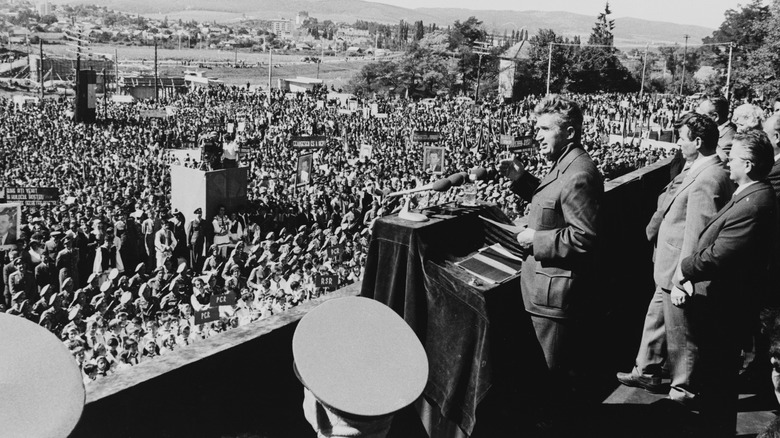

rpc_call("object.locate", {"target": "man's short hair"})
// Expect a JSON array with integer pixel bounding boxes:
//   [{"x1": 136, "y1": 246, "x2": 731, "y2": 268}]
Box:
[
  {"x1": 533, "y1": 94, "x2": 583, "y2": 142},
  {"x1": 700, "y1": 95, "x2": 730, "y2": 124},
  {"x1": 734, "y1": 129, "x2": 774, "y2": 180},
  {"x1": 0, "y1": 207, "x2": 13, "y2": 218},
  {"x1": 675, "y1": 112, "x2": 719, "y2": 152}
]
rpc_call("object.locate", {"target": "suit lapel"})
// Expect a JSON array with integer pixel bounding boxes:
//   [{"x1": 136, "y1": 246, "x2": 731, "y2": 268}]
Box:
[
  {"x1": 534, "y1": 146, "x2": 585, "y2": 194},
  {"x1": 661, "y1": 156, "x2": 722, "y2": 215},
  {"x1": 699, "y1": 182, "x2": 766, "y2": 237}
]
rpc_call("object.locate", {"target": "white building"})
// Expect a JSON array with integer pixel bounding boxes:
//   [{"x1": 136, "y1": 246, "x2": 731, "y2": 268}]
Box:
[{"x1": 270, "y1": 19, "x2": 293, "y2": 39}]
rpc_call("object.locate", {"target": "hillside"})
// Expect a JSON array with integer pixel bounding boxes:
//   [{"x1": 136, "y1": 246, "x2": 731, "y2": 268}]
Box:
[{"x1": 52, "y1": 0, "x2": 714, "y2": 45}]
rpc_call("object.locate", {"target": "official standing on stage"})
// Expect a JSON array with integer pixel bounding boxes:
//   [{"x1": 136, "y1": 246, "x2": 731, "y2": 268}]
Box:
[
  {"x1": 616, "y1": 113, "x2": 734, "y2": 404},
  {"x1": 678, "y1": 129, "x2": 778, "y2": 436},
  {"x1": 498, "y1": 94, "x2": 603, "y2": 391}
]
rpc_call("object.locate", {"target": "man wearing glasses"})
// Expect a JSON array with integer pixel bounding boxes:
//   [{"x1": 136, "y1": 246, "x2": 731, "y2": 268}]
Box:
[
  {"x1": 617, "y1": 113, "x2": 734, "y2": 409},
  {"x1": 678, "y1": 129, "x2": 777, "y2": 435}
]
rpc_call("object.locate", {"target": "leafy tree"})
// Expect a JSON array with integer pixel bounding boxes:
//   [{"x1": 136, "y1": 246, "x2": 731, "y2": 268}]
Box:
[
  {"x1": 569, "y1": 3, "x2": 637, "y2": 92},
  {"x1": 703, "y1": 0, "x2": 770, "y2": 98}
]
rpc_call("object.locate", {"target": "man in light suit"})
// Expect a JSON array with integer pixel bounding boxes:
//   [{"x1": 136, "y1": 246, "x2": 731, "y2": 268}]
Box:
[
  {"x1": 617, "y1": 113, "x2": 734, "y2": 405},
  {"x1": 498, "y1": 94, "x2": 603, "y2": 386},
  {"x1": 679, "y1": 129, "x2": 778, "y2": 436}
]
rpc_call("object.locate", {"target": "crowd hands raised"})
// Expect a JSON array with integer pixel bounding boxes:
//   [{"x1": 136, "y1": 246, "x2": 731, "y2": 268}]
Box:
[{"x1": 0, "y1": 86, "x2": 701, "y2": 385}]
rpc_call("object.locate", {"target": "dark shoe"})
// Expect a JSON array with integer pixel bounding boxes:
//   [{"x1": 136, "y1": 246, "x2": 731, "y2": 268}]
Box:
[{"x1": 616, "y1": 370, "x2": 664, "y2": 394}]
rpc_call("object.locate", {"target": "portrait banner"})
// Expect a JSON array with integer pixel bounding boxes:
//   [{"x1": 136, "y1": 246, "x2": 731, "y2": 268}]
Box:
[
  {"x1": 296, "y1": 153, "x2": 314, "y2": 187},
  {"x1": 0, "y1": 202, "x2": 21, "y2": 249},
  {"x1": 422, "y1": 146, "x2": 446, "y2": 175}
]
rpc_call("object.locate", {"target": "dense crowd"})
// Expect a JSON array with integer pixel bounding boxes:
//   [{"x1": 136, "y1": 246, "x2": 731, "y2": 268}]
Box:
[{"x1": 0, "y1": 86, "x2": 690, "y2": 384}]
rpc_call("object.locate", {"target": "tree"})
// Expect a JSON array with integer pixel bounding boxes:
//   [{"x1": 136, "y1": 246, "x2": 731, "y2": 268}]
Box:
[
  {"x1": 568, "y1": 3, "x2": 637, "y2": 92},
  {"x1": 703, "y1": 0, "x2": 770, "y2": 98}
]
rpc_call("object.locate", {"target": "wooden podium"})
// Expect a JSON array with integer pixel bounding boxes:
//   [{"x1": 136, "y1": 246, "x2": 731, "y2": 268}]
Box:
[{"x1": 170, "y1": 165, "x2": 249, "y2": 224}]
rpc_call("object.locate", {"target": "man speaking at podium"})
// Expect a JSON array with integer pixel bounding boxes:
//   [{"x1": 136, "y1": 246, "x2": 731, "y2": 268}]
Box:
[{"x1": 498, "y1": 95, "x2": 603, "y2": 402}]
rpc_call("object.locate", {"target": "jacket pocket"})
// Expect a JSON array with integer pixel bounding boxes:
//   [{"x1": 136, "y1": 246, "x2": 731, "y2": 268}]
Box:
[
  {"x1": 533, "y1": 266, "x2": 575, "y2": 310},
  {"x1": 538, "y1": 198, "x2": 560, "y2": 230}
]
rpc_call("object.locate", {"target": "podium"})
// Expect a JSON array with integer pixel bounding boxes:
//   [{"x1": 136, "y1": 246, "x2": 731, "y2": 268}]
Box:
[
  {"x1": 170, "y1": 165, "x2": 249, "y2": 224},
  {"x1": 361, "y1": 204, "x2": 547, "y2": 437}
]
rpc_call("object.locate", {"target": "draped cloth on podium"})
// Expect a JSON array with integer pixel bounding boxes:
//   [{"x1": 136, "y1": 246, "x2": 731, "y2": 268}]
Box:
[{"x1": 360, "y1": 204, "x2": 527, "y2": 436}]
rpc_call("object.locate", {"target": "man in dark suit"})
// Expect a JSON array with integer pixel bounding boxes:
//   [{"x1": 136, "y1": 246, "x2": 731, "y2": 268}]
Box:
[
  {"x1": 678, "y1": 129, "x2": 778, "y2": 435},
  {"x1": 762, "y1": 114, "x2": 780, "y2": 203},
  {"x1": 617, "y1": 114, "x2": 734, "y2": 404},
  {"x1": 498, "y1": 94, "x2": 603, "y2": 386},
  {"x1": 697, "y1": 95, "x2": 735, "y2": 161}
]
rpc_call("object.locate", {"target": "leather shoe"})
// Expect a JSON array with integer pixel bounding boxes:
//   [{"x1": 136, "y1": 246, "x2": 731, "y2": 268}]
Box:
[{"x1": 616, "y1": 370, "x2": 664, "y2": 394}]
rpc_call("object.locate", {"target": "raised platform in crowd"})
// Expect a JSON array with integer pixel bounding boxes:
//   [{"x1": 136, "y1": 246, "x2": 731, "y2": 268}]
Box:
[{"x1": 71, "y1": 157, "x2": 779, "y2": 438}]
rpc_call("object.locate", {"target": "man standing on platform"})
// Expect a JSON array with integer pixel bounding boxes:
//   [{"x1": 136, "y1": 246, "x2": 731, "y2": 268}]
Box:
[
  {"x1": 678, "y1": 130, "x2": 777, "y2": 436},
  {"x1": 498, "y1": 95, "x2": 602, "y2": 394},
  {"x1": 616, "y1": 113, "x2": 734, "y2": 406}
]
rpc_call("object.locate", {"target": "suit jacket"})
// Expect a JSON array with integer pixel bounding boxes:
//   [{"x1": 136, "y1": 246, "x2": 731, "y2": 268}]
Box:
[
  {"x1": 510, "y1": 144, "x2": 603, "y2": 319},
  {"x1": 0, "y1": 230, "x2": 17, "y2": 246},
  {"x1": 681, "y1": 182, "x2": 777, "y2": 326},
  {"x1": 647, "y1": 156, "x2": 734, "y2": 290},
  {"x1": 767, "y1": 159, "x2": 780, "y2": 204},
  {"x1": 717, "y1": 122, "x2": 737, "y2": 161}
]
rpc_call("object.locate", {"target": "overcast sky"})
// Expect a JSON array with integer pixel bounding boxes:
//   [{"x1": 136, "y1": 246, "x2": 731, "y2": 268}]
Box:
[{"x1": 365, "y1": 0, "x2": 744, "y2": 29}]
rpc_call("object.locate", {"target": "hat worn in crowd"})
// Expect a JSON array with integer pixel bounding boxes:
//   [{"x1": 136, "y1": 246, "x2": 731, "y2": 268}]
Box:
[
  {"x1": 0, "y1": 313, "x2": 85, "y2": 437},
  {"x1": 292, "y1": 297, "x2": 428, "y2": 417}
]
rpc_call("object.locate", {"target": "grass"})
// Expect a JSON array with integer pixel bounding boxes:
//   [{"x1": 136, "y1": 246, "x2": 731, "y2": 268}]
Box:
[{"x1": 35, "y1": 43, "x2": 381, "y2": 88}]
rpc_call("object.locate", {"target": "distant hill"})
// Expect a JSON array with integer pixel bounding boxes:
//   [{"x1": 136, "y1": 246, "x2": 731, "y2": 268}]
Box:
[{"x1": 53, "y1": 0, "x2": 714, "y2": 45}]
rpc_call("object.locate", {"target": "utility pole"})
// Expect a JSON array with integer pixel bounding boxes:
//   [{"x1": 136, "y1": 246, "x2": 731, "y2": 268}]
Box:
[
  {"x1": 154, "y1": 37, "x2": 158, "y2": 102},
  {"x1": 317, "y1": 42, "x2": 323, "y2": 79},
  {"x1": 679, "y1": 34, "x2": 689, "y2": 95},
  {"x1": 725, "y1": 42, "x2": 734, "y2": 100},
  {"x1": 546, "y1": 42, "x2": 553, "y2": 95},
  {"x1": 268, "y1": 44, "x2": 272, "y2": 92},
  {"x1": 102, "y1": 67, "x2": 106, "y2": 119},
  {"x1": 640, "y1": 44, "x2": 648, "y2": 97},
  {"x1": 234, "y1": 46, "x2": 238, "y2": 65},
  {"x1": 473, "y1": 40, "x2": 490, "y2": 102},
  {"x1": 39, "y1": 39, "x2": 44, "y2": 106},
  {"x1": 114, "y1": 48, "x2": 119, "y2": 97}
]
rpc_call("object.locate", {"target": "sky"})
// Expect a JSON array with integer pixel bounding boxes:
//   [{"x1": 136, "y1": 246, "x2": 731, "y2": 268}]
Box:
[{"x1": 364, "y1": 0, "x2": 745, "y2": 29}]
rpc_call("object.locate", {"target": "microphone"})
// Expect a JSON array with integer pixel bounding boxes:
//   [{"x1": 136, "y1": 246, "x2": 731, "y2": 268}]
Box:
[
  {"x1": 431, "y1": 178, "x2": 452, "y2": 192},
  {"x1": 447, "y1": 172, "x2": 468, "y2": 187},
  {"x1": 469, "y1": 167, "x2": 488, "y2": 181},
  {"x1": 387, "y1": 178, "x2": 451, "y2": 197}
]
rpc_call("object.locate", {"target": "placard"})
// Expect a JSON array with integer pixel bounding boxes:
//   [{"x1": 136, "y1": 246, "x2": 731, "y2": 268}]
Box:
[
  {"x1": 327, "y1": 244, "x2": 343, "y2": 258},
  {"x1": 227, "y1": 123, "x2": 235, "y2": 133},
  {"x1": 194, "y1": 307, "x2": 220, "y2": 324},
  {"x1": 500, "y1": 134, "x2": 515, "y2": 146},
  {"x1": 508, "y1": 135, "x2": 535, "y2": 153},
  {"x1": 210, "y1": 291, "x2": 237, "y2": 306},
  {"x1": 422, "y1": 146, "x2": 446, "y2": 175},
  {"x1": 315, "y1": 273, "x2": 338, "y2": 290},
  {"x1": 4, "y1": 187, "x2": 59, "y2": 206},
  {"x1": 412, "y1": 131, "x2": 441, "y2": 142},
  {"x1": 296, "y1": 153, "x2": 314, "y2": 186},
  {"x1": 139, "y1": 109, "x2": 167, "y2": 118},
  {"x1": 290, "y1": 136, "x2": 328, "y2": 149},
  {"x1": 0, "y1": 202, "x2": 21, "y2": 249},
  {"x1": 375, "y1": 113, "x2": 388, "y2": 119},
  {"x1": 359, "y1": 144, "x2": 373, "y2": 160}
]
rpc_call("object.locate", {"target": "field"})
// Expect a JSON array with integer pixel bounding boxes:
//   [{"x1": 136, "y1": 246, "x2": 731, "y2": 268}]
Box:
[{"x1": 33, "y1": 43, "x2": 390, "y2": 88}]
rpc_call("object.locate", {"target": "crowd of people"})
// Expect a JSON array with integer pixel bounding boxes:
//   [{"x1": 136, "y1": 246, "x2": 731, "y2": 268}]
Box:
[{"x1": 0, "y1": 85, "x2": 703, "y2": 386}]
